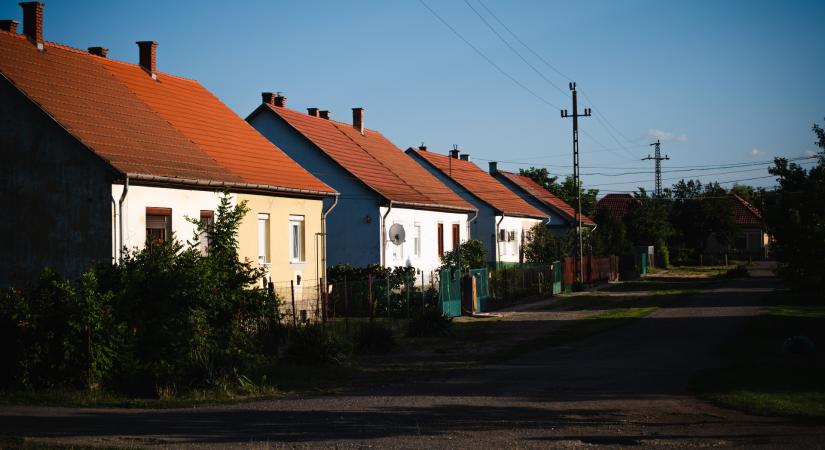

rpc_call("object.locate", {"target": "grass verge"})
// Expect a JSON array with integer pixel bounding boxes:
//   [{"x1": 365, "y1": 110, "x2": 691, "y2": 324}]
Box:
[
  {"x1": 691, "y1": 290, "x2": 825, "y2": 420},
  {"x1": 0, "y1": 436, "x2": 123, "y2": 449}
]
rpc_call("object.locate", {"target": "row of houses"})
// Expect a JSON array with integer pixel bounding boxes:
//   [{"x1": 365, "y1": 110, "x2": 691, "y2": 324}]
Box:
[{"x1": 0, "y1": 3, "x2": 594, "y2": 288}]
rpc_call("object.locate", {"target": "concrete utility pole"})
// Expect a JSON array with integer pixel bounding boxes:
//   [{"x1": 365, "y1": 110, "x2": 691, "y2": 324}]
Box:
[
  {"x1": 642, "y1": 140, "x2": 670, "y2": 197},
  {"x1": 561, "y1": 82, "x2": 591, "y2": 284}
]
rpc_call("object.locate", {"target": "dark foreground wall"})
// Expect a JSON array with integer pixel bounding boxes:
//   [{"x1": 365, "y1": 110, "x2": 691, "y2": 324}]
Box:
[{"x1": 0, "y1": 78, "x2": 114, "y2": 287}]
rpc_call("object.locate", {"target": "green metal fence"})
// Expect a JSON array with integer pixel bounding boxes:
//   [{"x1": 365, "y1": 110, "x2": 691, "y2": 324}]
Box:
[
  {"x1": 551, "y1": 261, "x2": 562, "y2": 295},
  {"x1": 438, "y1": 268, "x2": 462, "y2": 317}
]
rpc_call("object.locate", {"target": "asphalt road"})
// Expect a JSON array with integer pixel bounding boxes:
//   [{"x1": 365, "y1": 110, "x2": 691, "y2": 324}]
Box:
[{"x1": 2, "y1": 265, "x2": 824, "y2": 448}]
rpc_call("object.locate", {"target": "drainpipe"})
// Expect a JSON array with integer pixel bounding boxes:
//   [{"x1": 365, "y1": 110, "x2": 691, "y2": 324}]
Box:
[
  {"x1": 117, "y1": 175, "x2": 129, "y2": 262},
  {"x1": 381, "y1": 201, "x2": 393, "y2": 267},
  {"x1": 111, "y1": 196, "x2": 117, "y2": 261},
  {"x1": 467, "y1": 209, "x2": 478, "y2": 240},
  {"x1": 320, "y1": 195, "x2": 339, "y2": 296},
  {"x1": 495, "y1": 214, "x2": 504, "y2": 267}
]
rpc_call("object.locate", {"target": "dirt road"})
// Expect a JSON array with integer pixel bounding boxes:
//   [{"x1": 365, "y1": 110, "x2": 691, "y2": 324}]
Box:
[{"x1": 2, "y1": 266, "x2": 823, "y2": 448}]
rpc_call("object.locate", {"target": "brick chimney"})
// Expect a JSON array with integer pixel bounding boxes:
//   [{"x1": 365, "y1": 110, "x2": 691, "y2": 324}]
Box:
[
  {"x1": 352, "y1": 108, "x2": 364, "y2": 134},
  {"x1": 88, "y1": 46, "x2": 108, "y2": 57},
  {"x1": 307, "y1": 107, "x2": 319, "y2": 117},
  {"x1": 449, "y1": 146, "x2": 460, "y2": 159},
  {"x1": 0, "y1": 20, "x2": 18, "y2": 33},
  {"x1": 319, "y1": 110, "x2": 330, "y2": 120},
  {"x1": 261, "y1": 92, "x2": 286, "y2": 107},
  {"x1": 460, "y1": 154, "x2": 469, "y2": 161},
  {"x1": 136, "y1": 41, "x2": 157, "y2": 78},
  {"x1": 488, "y1": 161, "x2": 498, "y2": 174},
  {"x1": 19, "y1": 2, "x2": 43, "y2": 49},
  {"x1": 418, "y1": 144, "x2": 427, "y2": 152}
]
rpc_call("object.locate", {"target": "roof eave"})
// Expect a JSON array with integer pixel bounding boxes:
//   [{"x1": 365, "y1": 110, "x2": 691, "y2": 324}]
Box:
[
  {"x1": 392, "y1": 200, "x2": 476, "y2": 214},
  {"x1": 125, "y1": 173, "x2": 338, "y2": 199}
]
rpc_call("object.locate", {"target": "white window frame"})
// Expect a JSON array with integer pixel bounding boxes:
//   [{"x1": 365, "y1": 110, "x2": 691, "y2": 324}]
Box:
[
  {"x1": 290, "y1": 215, "x2": 305, "y2": 263},
  {"x1": 258, "y1": 213, "x2": 270, "y2": 265},
  {"x1": 413, "y1": 223, "x2": 421, "y2": 257}
]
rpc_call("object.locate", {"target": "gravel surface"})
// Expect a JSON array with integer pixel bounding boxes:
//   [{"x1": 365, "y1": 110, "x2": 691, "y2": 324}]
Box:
[{"x1": 2, "y1": 263, "x2": 823, "y2": 449}]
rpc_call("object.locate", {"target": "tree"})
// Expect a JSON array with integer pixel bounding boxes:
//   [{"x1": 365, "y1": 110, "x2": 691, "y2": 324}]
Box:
[
  {"x1": 623, "y1": 189, "x2": 672, "y2": 251},
  {"x1": 519, "y1": 167, "x2": 599, "y2": 217},
  {"x1": 763, "y1": 119, "x2": 825, "y2": 291},
  {"x1": 668, "y1": 180, "x2": 737, "y2": 257},
  {"x1": 523, "y1": 224, "x2": 575, "y2": 264},
  {"x1": 440, "y1": 239, "x2": 486, "y2": 270},
  {"x1": 592, "y1": 205, "x2": 630, "y2": 256}
]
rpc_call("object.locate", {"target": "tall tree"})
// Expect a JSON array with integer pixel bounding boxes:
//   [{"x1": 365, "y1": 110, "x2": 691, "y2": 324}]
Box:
[
  {"x1": 623, "y1": 189, "x2": 672, "y2": 249},
  {"x1": 669, "y1": 180, "x2": 737, "y2": 255},
  {"x1": 519, "y1": 167, "x2": 599, "y2": 217},
  {"x1": 763, "y1": 119, "x2": 825, "y2": 291}
]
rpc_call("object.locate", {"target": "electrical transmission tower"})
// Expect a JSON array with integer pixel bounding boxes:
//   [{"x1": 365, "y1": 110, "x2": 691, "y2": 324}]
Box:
[
  {"x1": 642, "y1": 140, "x2": 670, "y2": 197},
  {"x1": 561, "y1": 82, "x2": 591, "y2": 284}
]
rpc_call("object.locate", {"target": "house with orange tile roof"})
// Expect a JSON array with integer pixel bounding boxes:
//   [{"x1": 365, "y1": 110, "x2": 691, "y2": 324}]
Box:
[
  {"x1": 0, "y1": 3, "x2": 336, "y2": 289},
  {"x1": 405, "y1": 148, "x2": 547, "y2": 265},
  {"x1": 247, "y1": 97, "x2": 476, "y2": 279},
  {"x1": 596, "y1": 194, "x2": 635, "y2": 221},
  {"x1": 491, "y1": 167, "x2": 596, "y2": 236},
  {"x1": 705, "y1": 194, "x2": 768, "y2": 259}
]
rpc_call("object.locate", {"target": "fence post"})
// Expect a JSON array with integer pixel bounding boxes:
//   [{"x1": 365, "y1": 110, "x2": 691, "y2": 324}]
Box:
[
  {"x1": 386, "y1": 276, "x2": 391, "y2": 321},
  {"x1": 406, "y1": 274, "x2": 411, "y2": 319},
  {"x1": 368, "y1": 274, "x2": 374, "y2": 320},
  {"x1": 344, "y1": 275, "x2": 349, "y2": 332},
  {"x1": 421, "y1": 272, "x2": 426, "y2": 313},
  {"x1": 290, "y1": 279, "x2": 297, "y2": 327}
]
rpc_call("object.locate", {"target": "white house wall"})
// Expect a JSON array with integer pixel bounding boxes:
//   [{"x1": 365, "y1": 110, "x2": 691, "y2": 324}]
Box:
[
  {"x1": 111, "y1": 184, "x2": 226, "y2": 256},
  {"x1": 380, "y1": 206, "x2": 469, "y2": 282},
  {"x1": 495, "y1": 215, "x2": 544, "y2": 264}
]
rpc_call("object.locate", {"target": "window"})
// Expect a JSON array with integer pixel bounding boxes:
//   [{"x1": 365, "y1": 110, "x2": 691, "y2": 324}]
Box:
[
  {"x1": 198, "y1": 210, "x2": 214, "y2": 254},
  {"x1": 146, "y1": 207, "x2": 172, "y2": 243},
  {"x1": 499, "y1": 229, "x2": 507, "y2": 242},
  {"x1": 290, "y1": 215, "x2": 305, "y2": 262},
  {"x1": 437, "y1": 223, "x2": 444, "y2": 257},
  {"x1": 413, "y1": 223, "x2": 421, "y2": 257},
  {"x1": 258, "y1": 213, "x2": 270, "y2": 264},
  {"x1": 452, "y1": 223, "x2": 460, "y2": 250}
]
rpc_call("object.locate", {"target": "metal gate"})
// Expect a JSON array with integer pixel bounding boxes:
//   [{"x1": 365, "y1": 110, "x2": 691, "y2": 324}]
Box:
[
  {"x1": 551, "y1": 261, "x2": 562, "y2": 295},
  {"x1": 438, "y1": 268, "x2": 461, "y2": 317},
  {"x1": 469, "y1": 268, "x2": 490, "y2": 312}
]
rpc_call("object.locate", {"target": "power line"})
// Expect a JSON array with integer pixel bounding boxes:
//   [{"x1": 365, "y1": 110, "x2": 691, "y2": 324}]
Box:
[{"x1": 418, "y1": 0, "x2": 563, "y2": 110}]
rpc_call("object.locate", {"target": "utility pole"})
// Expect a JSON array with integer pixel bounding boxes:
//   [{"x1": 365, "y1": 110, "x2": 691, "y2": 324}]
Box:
[
  {"x1": 642, "y1": 140, "x2": 670, "y2": 197},
  {"x1": 560, "y1": 82, "x2": 591, "y2": 285}
]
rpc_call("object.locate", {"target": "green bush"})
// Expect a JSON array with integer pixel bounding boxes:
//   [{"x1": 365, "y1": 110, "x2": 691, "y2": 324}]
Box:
[
  {"x1": 352, "y1": 321, "x2": 395, "y2": 353},
  {"x1": 407, "y1": 307, "x2": 453, "y2": 337},
  {"x1": 283, "y1": 323, "x2": 351, "y2": 365},
  {"x1": 0, "y1": 192, "x2": 283, "y2": 397}
]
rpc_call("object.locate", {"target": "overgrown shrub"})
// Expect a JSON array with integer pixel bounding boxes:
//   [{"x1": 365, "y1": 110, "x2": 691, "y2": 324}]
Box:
[
  {"x1": 0, "y1": 192, "x2": 283, "y2": 397},
  {"x1": 406, "y1": 307, "x2": 453, "y2": 337},
  {"x1": 283, "y1": 324, "x2": 351, "y2": 365},
  {"x1": 352, "y1": 321, "x2": 395, "y2": 353}
]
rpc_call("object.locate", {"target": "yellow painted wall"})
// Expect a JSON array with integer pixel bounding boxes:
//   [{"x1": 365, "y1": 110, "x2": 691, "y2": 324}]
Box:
[{"x1": 236, "y1": 193, "x2": 324, "y2": 287}]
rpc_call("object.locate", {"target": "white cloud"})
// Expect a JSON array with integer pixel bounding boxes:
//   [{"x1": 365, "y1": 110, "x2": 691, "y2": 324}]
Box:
[
  {"x1": 749, "y1": 148, "x2": 765, "y2": 158},
  {"x1": 647, "y1": 129, "x2": 688, "y2": 143},
  {"x1": 803, "y1": 149, "x2": 817, "y2": 157}
]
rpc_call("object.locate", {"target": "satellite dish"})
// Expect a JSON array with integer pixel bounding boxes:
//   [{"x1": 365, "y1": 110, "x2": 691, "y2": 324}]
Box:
[{"x1": 388, "y1": 223, "x2": 406, "y2": 245}]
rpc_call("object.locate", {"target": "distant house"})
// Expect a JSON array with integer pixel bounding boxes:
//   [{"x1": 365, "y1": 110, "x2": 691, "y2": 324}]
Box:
[
  {"x1": 405, "y1": 148, "x2": 547, "y2": 265},
  {"x1": 247, "y1": 96, "x2": 476, "y2": 279},
  {"x1": 492, "y1": 168, "x2": 595, "y2": 236},
  {"x1": 0, "y1": 3, "x2": 336, "y2": 287},
  {"x1": 596, "y1": 194, "x2": 635, "y2": 221},
  {"x1": 706, "y1": 194, "x2": 768, "y2": 259}
]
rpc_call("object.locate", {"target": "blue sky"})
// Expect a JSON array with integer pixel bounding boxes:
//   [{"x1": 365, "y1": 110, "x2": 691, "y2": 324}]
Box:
[{"x1": 3, "y1": 0, "x2": 823, "y2": 193}]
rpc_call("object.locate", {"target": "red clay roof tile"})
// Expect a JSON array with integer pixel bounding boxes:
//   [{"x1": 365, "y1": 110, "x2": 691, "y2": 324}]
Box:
[
  {"x1": 408, "y1": 150, "x2": 546, "y2": 219},
  {"x1": 0, "y1": 30, "x2": 334, "y2": 195},
  {"x1": 497, "y1": 170, "x2": 595, "y2": 226},
  {"x1": 596, "y1": 193, "x2": 635, "y2": 220},
  {"x1": 731, "y1": 194, "x2": 762, "y2": 226},
  {"x1": 264, "y1": 105, "x2": 474, "y2": 212}
]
